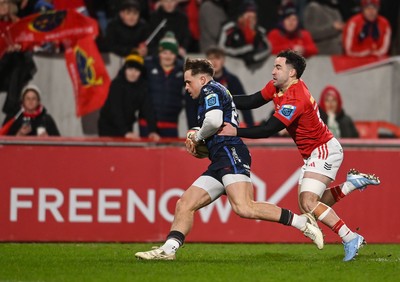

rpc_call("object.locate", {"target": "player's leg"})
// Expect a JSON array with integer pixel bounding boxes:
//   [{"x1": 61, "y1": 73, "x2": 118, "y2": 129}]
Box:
[
  {"x1": 299, "y1": 138, "x2": 365, "y2": 261},
  {"x1": 320, "y1": 169, "x2": 380, "y2": 206},
  {"x1": 135, "y1": 175, "x2": 224, "y2": 260},
  {"x1": 224, "y1": 175, "x2": 324, "y2": 249}
]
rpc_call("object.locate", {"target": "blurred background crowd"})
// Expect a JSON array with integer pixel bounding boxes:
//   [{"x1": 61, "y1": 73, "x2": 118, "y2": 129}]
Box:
[{"x1": 1, "y1": 0, "x2": 399, "y2": 139}]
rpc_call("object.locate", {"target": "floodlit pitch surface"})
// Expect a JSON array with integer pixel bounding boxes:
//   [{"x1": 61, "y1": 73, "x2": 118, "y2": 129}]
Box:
[{"x1": 1, "y1": 243, "x2": 399, "y2": 282}]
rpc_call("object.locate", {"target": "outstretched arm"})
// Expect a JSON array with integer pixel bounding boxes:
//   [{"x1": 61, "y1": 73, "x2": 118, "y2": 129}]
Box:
[
  {"x1": 233, "y1": 91, "x2": 267, "y2": 110},
  {"x1": 219, "y1": 116, "x2": 286, "y2": 139}
]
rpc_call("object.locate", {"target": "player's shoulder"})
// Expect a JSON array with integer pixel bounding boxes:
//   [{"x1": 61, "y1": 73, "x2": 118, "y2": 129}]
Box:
[
  {"x1": 201, "y1": 81, "x2": 226, "y2": 97},
  {"x1": 286, "y1": 80, "x2": 310, "y2": 102}
]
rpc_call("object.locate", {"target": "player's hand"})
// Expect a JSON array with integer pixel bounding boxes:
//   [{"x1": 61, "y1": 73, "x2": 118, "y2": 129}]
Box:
[
  {"x1": 218, "y1": 122, "x2": 237, "y2": 136},
  {"x1": 185, "y1": 137, "x2": 198, "y2": 157}
]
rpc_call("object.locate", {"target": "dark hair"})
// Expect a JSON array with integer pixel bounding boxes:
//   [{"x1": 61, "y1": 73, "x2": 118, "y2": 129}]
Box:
[
  {"x1": 277, "y1": 49, "x2": 306, "y2": 78},
  {"x1": 184, "y1": 58, "x2": 215, "y2": 77},
  {"x1": 205, "y1": 46, "x2": 225, "y2": 58}
]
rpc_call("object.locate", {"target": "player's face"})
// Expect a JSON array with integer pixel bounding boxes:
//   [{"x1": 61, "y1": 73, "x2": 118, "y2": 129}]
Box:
[
  {"x1": 272, "y1": 57, "x2": 294, "y2": 89},
  {"x1": 119, "y1": 9, "x2": 140, "y2": 27},
  {"x1": 184, "y1": 71, "x2": 204, "y2": 99},
  {"x1": 362, "y1": 5, "x2": 379, "y2": 22}
]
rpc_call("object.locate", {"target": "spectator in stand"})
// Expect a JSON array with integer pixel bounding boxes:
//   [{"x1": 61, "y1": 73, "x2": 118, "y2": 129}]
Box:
[
  {"x1": 3, "y1": 85, "x2": 60, "y2": 136},
  {"x1": 0, "y1": 0, "x2": 18, "y2": 31},
  {"x1": 268, "y1": 2, "x2": 318, "y2": 58},
  {"x1": 218, "y1": 0, "x2": 271, "y2": 67},
  {"x1": 147, "y1": 0, "x2": 191, "y2": 57},
  {"x1": 143, "y1": 32, "x2": 195, "y2": 137},
  {"x1": 34, "y1": 0, "x2": 54, "y2": 12},
  {"x1": 206, "y1": 46, "x2": 254, "y2": 127},
  {"x1": 342, "y1": 0, "x2": 391, "y2": 57},
  {"x1": 303, "y1": 0, "x2": 345, "y2": 55},
  {"x1": 0, "y1": 0, "x2": 36, "y2": 116},
  {"x1": 101, "y1": 0, "x2": 148, "y2": 58},
  {"x1": 318, "y1": 85, "x2": 359, "y2": 138},
  {"x1": 199, "y1": 0, "x2": 229, "y2": 53},
  {"x1": 98, "y1": 53, "x2": 160, "y2": 140}
]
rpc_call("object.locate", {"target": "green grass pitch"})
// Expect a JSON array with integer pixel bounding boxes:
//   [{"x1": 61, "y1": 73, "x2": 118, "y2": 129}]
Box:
[{"x1": 1, "y1": 243, "x2": 399, "y2": 282}]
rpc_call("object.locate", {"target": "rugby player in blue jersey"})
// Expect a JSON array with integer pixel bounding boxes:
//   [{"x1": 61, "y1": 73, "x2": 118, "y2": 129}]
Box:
[{"x1": 135, "y1": 58, "x2": 323, "y2": 260}]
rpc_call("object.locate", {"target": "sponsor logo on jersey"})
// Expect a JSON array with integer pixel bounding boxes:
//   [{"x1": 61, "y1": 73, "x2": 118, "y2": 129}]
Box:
[
  {"x1": 278, "y1": 104, "x2": 296, "y2": 120},
  {"x1": 205, "y1": 93, "x2": 220, "y2": 109}
]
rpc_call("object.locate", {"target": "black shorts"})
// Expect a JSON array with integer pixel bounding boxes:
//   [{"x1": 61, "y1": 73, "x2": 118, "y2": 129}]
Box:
[{"x1": 203, "y1": 144, "x2": 251, "y2": 183}]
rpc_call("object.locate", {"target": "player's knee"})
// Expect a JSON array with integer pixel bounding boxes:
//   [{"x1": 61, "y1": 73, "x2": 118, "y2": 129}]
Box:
[
  {"x1": 231, "y1": 202, "x2": 254, "y2": 219},
  {"x1": 175, "y1": 198, "x2": 192, "y2": 214},
  {"x1": 299, "y1": 193, "x2": 318, "y2": 213}
]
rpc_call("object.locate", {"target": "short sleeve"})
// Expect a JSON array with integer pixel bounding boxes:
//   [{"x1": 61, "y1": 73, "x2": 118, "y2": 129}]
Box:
[
  {"x1": 273, "y1": 93, "x2": 303, "y2": 127},
  {"x1": 202, "y1": 86, "x2": 223, "y2": 113},
  {"x1": 260, "y1": 80, "x2": 276, "y2": 101}
]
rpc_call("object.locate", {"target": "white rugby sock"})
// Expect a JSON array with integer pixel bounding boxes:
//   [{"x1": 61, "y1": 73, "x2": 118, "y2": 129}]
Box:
[
  {"x1": 341, "y1": 182, "x2": 355, "y2": 195},
  {"x1": 160, "y1": 239, "x2": 180, "y2": 254},
  {"x1": 291, "y1": 214, "x2": 308, "y2": 230},
  {"x1": 338, "y1": 225, "x2": 357, "y2": 243}
]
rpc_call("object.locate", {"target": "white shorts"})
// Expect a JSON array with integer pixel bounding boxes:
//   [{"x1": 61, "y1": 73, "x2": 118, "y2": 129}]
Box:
[
  {"x1": 192, "y1": 174, "x2": 251, "y2": 201},
  {"x1": 299, "y1": 137, "x2": 343, "y2": 184}
]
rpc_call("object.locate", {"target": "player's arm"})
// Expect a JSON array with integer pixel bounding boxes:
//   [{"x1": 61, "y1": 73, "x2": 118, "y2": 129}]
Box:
[
  {"x1": 194, "y1": 109, "x2": 223, "y2": 143},
  {"x1": 219, "y1": 116, "x2": 286, "y2": 138},
  {"x1": 232, "y1": 91, "x2": 267, "y2": 110}
]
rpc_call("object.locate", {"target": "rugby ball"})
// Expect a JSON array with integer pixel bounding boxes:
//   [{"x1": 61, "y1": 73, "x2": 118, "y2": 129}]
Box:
[{"x1": 186, "y1": 127, "x2": 209, "y2": 159}]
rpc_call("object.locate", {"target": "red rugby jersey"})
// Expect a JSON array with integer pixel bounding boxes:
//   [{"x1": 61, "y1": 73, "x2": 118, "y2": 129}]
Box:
[{"x1": 261, "y1": 80, "x2": 333, "y2": 158}]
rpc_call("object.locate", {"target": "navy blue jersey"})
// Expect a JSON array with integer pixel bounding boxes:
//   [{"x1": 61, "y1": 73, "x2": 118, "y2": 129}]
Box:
[{"x1": 198, "y1": 80, "x2": 245, "y2": 158}]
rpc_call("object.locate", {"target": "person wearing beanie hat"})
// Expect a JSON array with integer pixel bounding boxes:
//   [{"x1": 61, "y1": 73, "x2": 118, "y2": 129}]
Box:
[
  {"x1": 342, "y1": 0, "x2": 391, "y2": 57},
  {"x1": 124, "y1": 53, "x2": 145, "y2": 73},
  {"x1": 158, "y1": 31, "x2": 179, "y2": 55},
  {"x1": 143, "y1": 31, "x2": 197, "y2": 137},
  {"x1": 2, "y1": 84, "x2": 60, "y2": 136},
  {"x1": 98, "y1": 53, "x2": 160, "y2": 141},
  {"x1": 267, "y1": 2, "x2": 318, "y2": 58},
  {"x1": 218, "y1": 0, "x2": 271, "y2": 67}
]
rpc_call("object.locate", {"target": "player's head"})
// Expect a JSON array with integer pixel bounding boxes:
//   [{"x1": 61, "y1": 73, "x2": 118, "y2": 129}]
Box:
[
  {"x1": 277, "y1": 50, "x2": 306, "y2": 78},
  {"x1": 184, "y1": 58, "x2": 214, "y2": 99},
  {"x1": 272, "y1": 50, "x2": 306, "y2": 88}
]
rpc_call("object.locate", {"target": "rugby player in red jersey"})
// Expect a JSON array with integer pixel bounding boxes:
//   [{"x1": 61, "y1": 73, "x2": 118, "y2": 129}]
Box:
[{"x1": 220, "y1": 50, "x2": 380, "y2": 261}]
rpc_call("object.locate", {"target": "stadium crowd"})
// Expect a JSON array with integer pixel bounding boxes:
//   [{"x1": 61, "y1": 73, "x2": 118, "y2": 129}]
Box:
[{"x1": 0, "y1": 0, "x2": 399, "y2": 138}]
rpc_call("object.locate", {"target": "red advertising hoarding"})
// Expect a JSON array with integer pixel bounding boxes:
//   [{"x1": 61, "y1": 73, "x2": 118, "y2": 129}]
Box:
[{"x1": 0, "y1": 138, "x2": 399, "y2": 243}]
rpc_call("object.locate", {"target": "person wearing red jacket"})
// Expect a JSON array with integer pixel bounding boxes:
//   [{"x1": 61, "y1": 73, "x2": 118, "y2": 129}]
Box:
[
  {"x1": 268, "y1": 2, "x2": 318, "y2": 58},
  {"x1": 342, "y1": 0, "x2": 391, "y2": 57}
]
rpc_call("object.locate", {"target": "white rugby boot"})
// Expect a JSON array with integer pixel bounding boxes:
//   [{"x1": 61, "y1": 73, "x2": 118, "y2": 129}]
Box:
[{"x1": 135, "y1": 247, "x2": 176, "y2": 260}]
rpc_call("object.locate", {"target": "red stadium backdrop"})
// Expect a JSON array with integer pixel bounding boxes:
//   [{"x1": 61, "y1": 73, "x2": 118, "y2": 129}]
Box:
[{"x1": 0, "y1": 138, "x2": 399, "y2": 243}]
